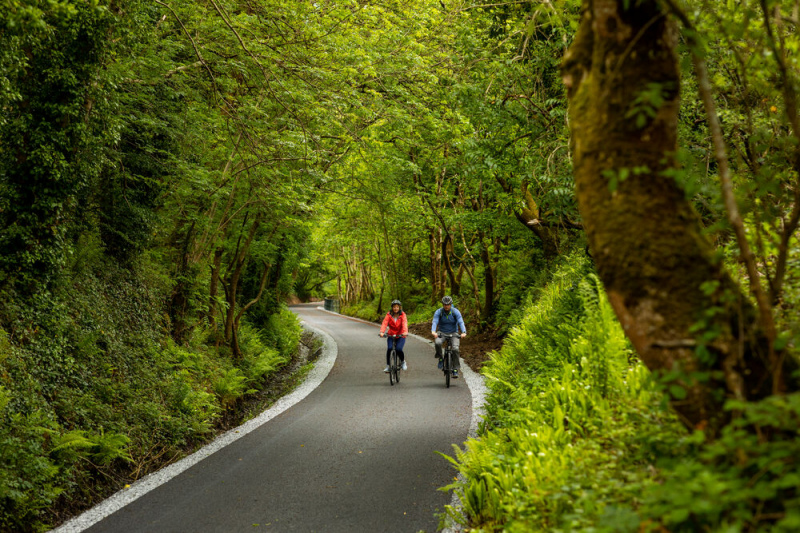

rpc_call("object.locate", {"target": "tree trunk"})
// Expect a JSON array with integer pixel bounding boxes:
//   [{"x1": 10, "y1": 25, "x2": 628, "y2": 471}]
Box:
[
  {"x1": 207, "y1": 247, "x2": 223, "y2": 327},
  {"x1": 375, "y1": 239, "x2": 387, "y2": 314},
  {"x1": 429, "y1": 229, "x2": 443, "y2": 303},
  {"x1": 231, "y1": 260, "x2": 270, "y2": 357},
  {"x1": 169, "y1": 220, "x2": 196, "y2": 344},
  {"x1": 224, "y1": 216, "x2": 260, "y2": 351},
  {"x1": 380, "y1": 217, "x2": 399, "y2": 298},
  {"x1": 561, "y1": 0, "x2": 775, "y2": 434},
  {"x1": 442, "y1": 233, "x2": 460, "y2": 296},
  {"x1": 463, "y1": 261, "x2": 482, "y2": 321},
  {"x1": 479, "y1": 234, "x2": 494, "y2": 327},
  {"x1": 515, "y1": 214, "x2": 560, "y2": 259}
]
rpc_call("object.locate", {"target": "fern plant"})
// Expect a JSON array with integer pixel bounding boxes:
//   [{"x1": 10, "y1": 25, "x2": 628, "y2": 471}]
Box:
[
  {"x1": 213, "y1": 369, "x2": 250, "y2": 409},
  {"x1": 89, "y1": 431, "x2": 133, "y2": 466},
  {"x1": 443, "y1": 252, "x2": 683, "y2": 532}
]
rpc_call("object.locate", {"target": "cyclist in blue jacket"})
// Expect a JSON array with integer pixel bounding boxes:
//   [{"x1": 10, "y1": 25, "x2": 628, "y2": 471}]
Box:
[{"x1": 431, "y1": 295, "x2": 467, "y2": 378}]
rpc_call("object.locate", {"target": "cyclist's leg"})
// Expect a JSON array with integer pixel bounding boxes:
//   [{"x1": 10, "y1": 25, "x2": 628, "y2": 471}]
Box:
[
  {"x1": 434, "y1": 336, "x2": 444, "y2": 358},
  {"x1": 386, "y1": 337, "x2": 394, "y2": 365},
  {"x1": 395, "y1": 337, "x2": 406, "y2": 362},
  {"x1": 450, "y1": 337, "x2": 462, "y2": 370}
]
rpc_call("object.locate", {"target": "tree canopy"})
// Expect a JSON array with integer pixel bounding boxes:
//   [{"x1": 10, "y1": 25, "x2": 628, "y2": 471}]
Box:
[{"x1": 1, "y1": 0, "x2": 799, "y2": 531}]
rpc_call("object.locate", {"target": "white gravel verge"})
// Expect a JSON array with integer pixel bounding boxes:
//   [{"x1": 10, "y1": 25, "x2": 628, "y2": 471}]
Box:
[
  {"x1": 51, "y1": 323, "x2": 337, "y2": 533},
  {"x1": 440, "y1": 352, "x2": 487, "y2": 532}
]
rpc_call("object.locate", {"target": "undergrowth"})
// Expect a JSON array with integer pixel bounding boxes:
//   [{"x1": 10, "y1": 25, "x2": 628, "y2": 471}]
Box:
[
  {"x1": 441, "y1": 250, "x2": 800, "y2": 532},
  {"x1": 0, "y1": 264, "x2": 302, "y2": 532}
]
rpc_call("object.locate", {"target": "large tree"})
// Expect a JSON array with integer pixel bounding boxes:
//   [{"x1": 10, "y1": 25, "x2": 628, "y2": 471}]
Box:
[{"x1": 561, "y1": 0, "x2": 793, "y2": 433}]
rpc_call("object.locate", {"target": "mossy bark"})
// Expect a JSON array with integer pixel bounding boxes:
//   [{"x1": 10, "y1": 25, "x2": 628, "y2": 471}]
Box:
[{"x1": 562, "y1": 0, "x2": 772, "y2": 433}]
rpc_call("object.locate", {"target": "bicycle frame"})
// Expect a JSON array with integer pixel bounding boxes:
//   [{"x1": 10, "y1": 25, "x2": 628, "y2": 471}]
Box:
[
  {"x1": 383, "y1": 334, "x2": 403, "y2": 386},
  {"x1": 438, "y1": 333, "x2": 458, "y2": 388}
]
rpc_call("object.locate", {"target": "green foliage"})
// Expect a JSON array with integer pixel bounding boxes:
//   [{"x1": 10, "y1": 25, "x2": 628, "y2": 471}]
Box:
[
  {"x1": 0, "y1": 409, "x2": 132, "y2": 532},
  {"x1": 213, "y1": 369, "x2": 249, "y2": 410},
  {"x1": 261, "y1": 307, "x2": 303, "y2": 359},
  {"x1": 341, "y1": 292, "x2": 444, "y2": 326},
  {"x1": 445, "y1": 248, "x2": 800, "y2": 532},
  {"x1": 1, "y1": 0, "x2": 799, "y2": 529},
  {"x1": 443, "y1": 251, "x2": 684, "y2": 531},
  {"x1": 0, "y1": 258, "x2": 302, "y2": 529},
  {"x1": 404, "y1": 300, "x2": 441, "y2": 326},
  {"x1": 0, "y1": 1, "x2": 113, "y2": 286},
  {"x1": 0, "y1": 412, "x2": 64, "y2": 533},
  {"x1": 625, "y1": 82, "x2": 672, "y2": 129},
  {"x1": 493, "y1": 242, "x2": 561, "y2": 334},
  {"x1": 341, "y1": 297, "x2": 384, "y2": 324},
  {"x1": 639, "y1": 394, "x2": 800, "y2": 532},
  {"x1": 238, "y1": 324, "x2": 289, "y2": 383},
  {"x1": 89, "y1": 431, "x2": 133, "y2": 466}
]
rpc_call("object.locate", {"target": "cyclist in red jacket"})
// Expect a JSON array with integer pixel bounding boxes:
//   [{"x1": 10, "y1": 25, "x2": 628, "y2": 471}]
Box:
[{"x1": 379, "y1": 299, "x2": 408, "y2": 372}]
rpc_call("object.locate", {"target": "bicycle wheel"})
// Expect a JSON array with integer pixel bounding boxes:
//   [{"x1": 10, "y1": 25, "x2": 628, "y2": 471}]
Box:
[
  {"x1": 389, "y1": 349, "x2": 395, "y2": 386},
  {"x1": 393, "y1": 349, "x2": 400, "y2": 384},
  {"x1": 444, "y1": 350, "x2": 451, "y2": 388}
]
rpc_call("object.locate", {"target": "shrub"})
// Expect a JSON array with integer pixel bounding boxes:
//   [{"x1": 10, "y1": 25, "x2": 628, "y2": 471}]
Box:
[
  {"x1": 212, "y1": 369, "x2": 250, "y2": 410},
  {"x1": 260, "y1": 306, "x2": 303, "y2": 358},
  {"x1": 443, "y1": 251, "x2": 684, "y2": 532},
  {"x1": 238, "y1": 324, "x2": 289, "y2": 383},
  {"x1": 639, "y1": 394, "x2": 800, "y2": 532}
]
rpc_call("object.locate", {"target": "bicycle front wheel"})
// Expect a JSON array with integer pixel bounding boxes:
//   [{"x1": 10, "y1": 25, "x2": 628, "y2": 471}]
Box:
[
  {"x1": 389, "y1": 349, "x2": 395, "y2": 386},
  {"x1": 392, "y1": 349, "x2": 399, "y2": 384},
  {"x1": 444, "y1": 352, "x2": 451, "y2": 388}
]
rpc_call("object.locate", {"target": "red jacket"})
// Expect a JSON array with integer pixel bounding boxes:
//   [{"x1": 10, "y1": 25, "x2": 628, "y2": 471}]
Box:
[{"x1": 380, "y1": 311, "x2": 408, "y2": 336}]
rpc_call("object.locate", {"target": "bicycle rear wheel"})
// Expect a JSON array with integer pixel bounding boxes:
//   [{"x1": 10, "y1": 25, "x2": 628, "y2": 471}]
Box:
[
  {"x1": 393, "y1": 349, "x2": 400, "y2": 384},
  {"x1": 389, "y1": 349, "x2": 395, "y2": 386}
]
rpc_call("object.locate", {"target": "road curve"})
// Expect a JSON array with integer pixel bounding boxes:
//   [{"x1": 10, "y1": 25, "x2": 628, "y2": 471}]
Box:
[{"x1": 76, "y1": 303, "x2": 472, "y2": 532}]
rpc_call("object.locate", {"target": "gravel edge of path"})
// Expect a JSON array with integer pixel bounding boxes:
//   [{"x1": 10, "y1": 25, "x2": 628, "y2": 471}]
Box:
[{"x1": 52, "y1": 323, "x2": 337, "y2": 533}]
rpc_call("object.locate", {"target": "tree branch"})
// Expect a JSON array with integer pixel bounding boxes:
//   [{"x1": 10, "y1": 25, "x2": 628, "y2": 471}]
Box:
[{"x1": 664, "y1": 0, "x2": 781, "y2": 393}]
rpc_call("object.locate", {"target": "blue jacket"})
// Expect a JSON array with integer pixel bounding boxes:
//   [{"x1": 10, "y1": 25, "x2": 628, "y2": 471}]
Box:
[{"x1": 432, "y1": 307, "x2": 466, "y2": 335}]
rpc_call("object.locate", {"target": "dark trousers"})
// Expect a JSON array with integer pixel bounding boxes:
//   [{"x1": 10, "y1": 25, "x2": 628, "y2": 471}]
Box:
[{"x1": 386, "y1": 336, "x2": 406, "y2": 365}]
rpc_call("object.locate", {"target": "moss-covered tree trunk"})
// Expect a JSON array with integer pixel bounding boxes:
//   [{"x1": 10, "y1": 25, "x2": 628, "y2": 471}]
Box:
[{"x1": 561, "y1": 0, "x2": 775, "y2": 433}]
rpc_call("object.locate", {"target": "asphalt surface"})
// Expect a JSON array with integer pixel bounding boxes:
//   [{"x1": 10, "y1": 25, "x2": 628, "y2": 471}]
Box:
[{"x1": 81, "y1": 304, "x2": 473, "y2": 533}]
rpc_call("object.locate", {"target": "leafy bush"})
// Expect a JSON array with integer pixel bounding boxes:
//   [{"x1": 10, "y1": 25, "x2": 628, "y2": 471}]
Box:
[
  {"x1": 444, "y1": 250, "x2": 800, "y2": 533},
  {"x1": 0, "y1": 418, "x2": 63, "y2": 532},
  {"x1": 0, "y1": 264, "x2": 303, "y2": 530},
  {"x1": 639, "y1": 394, "x2": 800, "y2": 532},
  {"x1": 340, "y1": 296, "x2": 384, "y2": 323},
  {"x1": 212, "y1": 369, "x2": 250, "y2": 410},
  {"x1": 0, "y1": 409, "x2": 134, "y2": 533},
  {"x1": 262, "y1": 307, "x2": 303, "y2": 358},
  {"x1": 443, "y1": 251, "x2": 684, "y2": 531},
  {"x1": 404, "y1": 301, "x2": 440, "y2": 325}
]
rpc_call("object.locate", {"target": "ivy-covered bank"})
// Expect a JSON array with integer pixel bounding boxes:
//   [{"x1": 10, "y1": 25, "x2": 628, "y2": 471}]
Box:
[
  {"x1": 444, "y1": 252, "x2": 800, "y2": 532},
  {"x1": 0, "y1": 259, "x2": 303, "y2": 532}
]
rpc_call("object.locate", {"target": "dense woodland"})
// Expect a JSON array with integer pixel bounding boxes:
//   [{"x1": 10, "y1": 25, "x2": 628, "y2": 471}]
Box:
[{"x1": 1, "y1": 0, "x2": 799, "y2": 531}]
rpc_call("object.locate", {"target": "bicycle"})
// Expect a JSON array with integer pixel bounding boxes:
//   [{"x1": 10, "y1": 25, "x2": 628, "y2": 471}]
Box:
[
  {"x1": 382, "y1": 334, "x2": 402, "y2": 386},
  {"x1": 438, "y1": 333, "x2": 457, "y2": 388}
]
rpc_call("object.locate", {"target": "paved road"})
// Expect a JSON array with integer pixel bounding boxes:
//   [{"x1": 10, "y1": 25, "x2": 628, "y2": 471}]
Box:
[{"x1": 81, "y1": 304, "x2": 473, "y2": 532}]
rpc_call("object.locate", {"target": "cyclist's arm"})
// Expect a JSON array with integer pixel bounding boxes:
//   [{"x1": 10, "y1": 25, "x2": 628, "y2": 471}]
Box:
[{"x1": 400, "y1": 312, "x2": 408, "y2": 336}]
